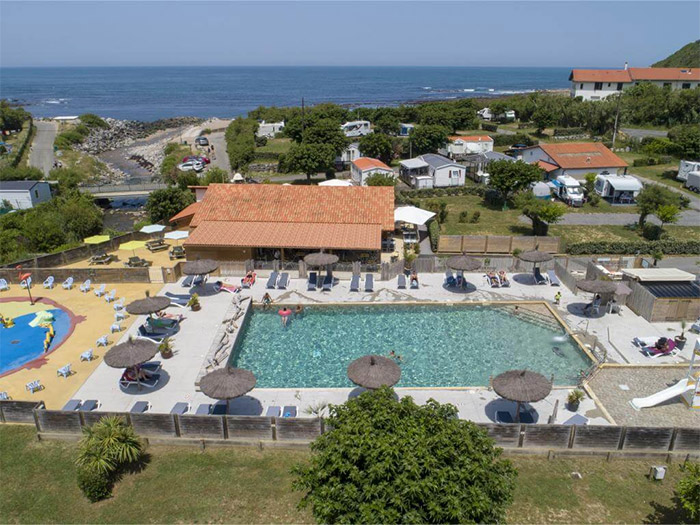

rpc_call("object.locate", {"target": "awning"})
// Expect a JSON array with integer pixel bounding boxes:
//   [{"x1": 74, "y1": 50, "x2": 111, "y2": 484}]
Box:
[
  {"x1": 400, "y1": 158, "x2": 429, "y2": 170},
  {"x1": 185, "y1": 221, "x2": 382, "y2": 251},
  {"x1": 319, "y1": 179, "x2": 353, "y2": 187},
  {"x1": 607, "y1": 177, "x2": 643, "y2": 191},
  {"x1": 394, "y1": 206, "x2": 436, "y2": 225},
  {"x1": 622, "y1": 268, "x2": 697, "y2": 282}
]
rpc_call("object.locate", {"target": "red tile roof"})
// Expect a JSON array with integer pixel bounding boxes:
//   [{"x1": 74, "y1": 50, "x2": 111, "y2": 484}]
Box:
[
  {"x1": 351, "y1": 157, "x2": 392, "y2": 171},
  {"x1": 538, "y1": 143, "x2": 628, "y2": 170},
  {"x1": 449, "y1": 135, "x2": 494, "y2": 143},
  {"x1": 191, "y1": 184, "x2": 394, "y2": 230},
  {"x1": 186, "y1": 221, "x2": 382, "y2": 251},
  {"x1": 570, "y1": 67, "x2": 699, "y2": 83},
  {"x1": 536, "y1": 160, "x2": 559, "y2": 172},
  {"x1": 169, "y1": 201, "x2": 200, "y2": 223}
]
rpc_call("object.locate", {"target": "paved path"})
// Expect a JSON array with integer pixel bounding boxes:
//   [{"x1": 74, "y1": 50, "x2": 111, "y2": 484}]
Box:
[
  {"x1": 29, "y1": 120, "x2": 58, "y2": 176},
  {"x1": 549, "y1": 209, "x2": 700, "y2": 227},
  {"x1": 635, "y1": 174, "x2": 700, "y2": 211},
  {"x1": 621, "y1": 127, "x2": 668, "y2": 139},
  {"x1": 208, "y1": 131, "x2": 231, "y2": 175}
]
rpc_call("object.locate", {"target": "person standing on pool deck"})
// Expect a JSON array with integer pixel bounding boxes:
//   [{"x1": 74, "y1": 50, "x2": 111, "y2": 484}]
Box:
[
  {"x1": 554, "y1": 291, "x2": 562, "y2": 305},
  {"x1": 262, "y1": 293, "x2": 272, "y2": 310}
]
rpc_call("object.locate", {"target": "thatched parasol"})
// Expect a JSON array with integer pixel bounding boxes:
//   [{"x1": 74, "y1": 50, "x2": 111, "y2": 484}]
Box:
[
  {"x1": 517, "y1": 250, "x2": 553, "y2": 264},
  {"x1": 446, "y1": 254, "x2": 481, "y2": 272},
  {"x1": 576, "y1": 279, "x2": 618, "y2": 295},
  {"x1": 347, "y1": 355, "x2": 401, "y2": 389},
  {"x1": 126, "y1": 291, "x2": 171, "y2": 316},
  {"x1": 199, "y1": 366, "x2": 256, "y2": 414},
  {"x1": 304, "y1": 252, "x2": 339, "y2": 266},
  {"x1": 492, "y1": 369, "x2": 552, "y2": 423},
  {"x1": 104, "y1": 337, "x2": 159, "y2": 369},
  {"x1": 183, "y1": 258, "x2": 219, "y2": 276},
  {"x1": 615, "y1": 282, "x2": 633, "y2": 296}
]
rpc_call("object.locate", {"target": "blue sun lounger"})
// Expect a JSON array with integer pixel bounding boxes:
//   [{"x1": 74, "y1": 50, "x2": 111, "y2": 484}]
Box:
[
  {"x1": 350, "y1": 274, "x2": 360, "y2": 292},
  {"x1": 266, "y1": 271, "x2": 279, "y2": 289},
  {"x1": 78, "y1": 400, "x2": 99, "y2": 412},
  {"x1": 170, "y1": 402, "x2": 190, "y2": 415},
  {"x1": 130, "y1": 401, "x2": 150, "y2": 413},
  {"x1": 307, "y1": 272, "x2": 318, "y2": 291},
  {"x1": 282, "y1": 405, "x2": 297, "y2": 418},
  {"x1": 533, "y1": 267, "x2": 547, "y2": 285},
  {"x1": 397, "y1": 274, "x2": 406, "y2": 289},
  {"x1": 495, "y1": 411, "x2": 513, "y2": 424},
  {"x1": 364, "y1": 274, "x2": 374, "y2": 292},
  {"x1": 265, "y1": 406, "x2": 281, "y2": 417},
  {"x1": 322, "y1": 274, "x2": 333, "y2": 291},
  {"x1": 547, "y1": 270, "x2": 560, "y2": 286},
  {"x1": 62, "y1": 399, "x2": 81, "y2": 411},
  {"x1": 277, "y1": 273, "x2": 289, "y2": 289}
]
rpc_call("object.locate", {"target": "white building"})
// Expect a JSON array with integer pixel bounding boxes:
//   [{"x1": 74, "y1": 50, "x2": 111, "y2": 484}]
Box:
[
  {"x1": 335, "y1": 142, "x2": 361, "y2": 167},
  {"x1": 441, "y1": 135, "x2": 494, "y2": 159},
  {"x1": 399, "y1": 154, "x2": 465, "y2": 189},
  {"x1": 341, "y1": 120, "x2": 372, "y2": 138},
  {"x1": 256, "y1": 121, "x2": 285, "y2": 138},
  {"x1": 399, "y1": 123, "x2": 415, "y2": 137},
  {"x1": 350, "y1": 157, "x2": 395, "y2": 186},
  {"x1": 0, "y1": 180, "x2": 52, "y2": 210},
  {"x1": 520, "y1": 142, "x2": 628, "y2": 180},
  {"x1": 569, "y1": 66, "x2": 700, "y2": 101}
]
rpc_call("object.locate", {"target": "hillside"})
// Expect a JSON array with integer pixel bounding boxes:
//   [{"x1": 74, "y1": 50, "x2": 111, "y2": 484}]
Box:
[{"x1": 652, "y1": 40, "x2": 700, "y2": 68}]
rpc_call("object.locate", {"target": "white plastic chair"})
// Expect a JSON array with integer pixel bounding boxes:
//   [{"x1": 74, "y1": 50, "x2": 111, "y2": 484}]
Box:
[
  {"x1": 94, "y1": 284, "x2": 106, "y2": 297},
  {"x1": 110, "y1": 322, "x2": 121, "y2": 333},
  {"x1": 43, "y1": 276, "x2": 55, "y2": 289},
  {"x1": 0, "y1": 279, "x2": 9, "y2": 291},
  {"x1": 20, "y1": 277, "x2": 32, "y2": 289},
  {"x1": 96, "y1": 335, "x2": 109, "y2": 347},
  {"x1": 80, "y1": 349, "x2": 94, "y2": 361},
  {"x1": 0, "y1": 391, "x2": 9, "y2": 400},
  {"x1": 113, "y1": 299, "x2": 124, "y2": 311},
  {"x1": 57, "y1": 364, "x2": 72, "y2": 378},
  {"x1": 62, "y1": 277, "x2": 74, "y2": 290},
  {"x1": 80, "y1": 279, "x2": 91, "y2": 293},
  {"x1": 25, "y1": 380, "x2": 42, "y2": 393},
  {"x1": 115, "y1": 311, "x2": 127, "y2": 321},
  {"x1": 104, "y1": 290, "x2": 116, "y2": 303}
]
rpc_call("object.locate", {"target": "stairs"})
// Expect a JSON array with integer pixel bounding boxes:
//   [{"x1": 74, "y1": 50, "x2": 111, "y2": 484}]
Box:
[{"x1": 492, "y1": 304, "x2": 563, "y2": 333}]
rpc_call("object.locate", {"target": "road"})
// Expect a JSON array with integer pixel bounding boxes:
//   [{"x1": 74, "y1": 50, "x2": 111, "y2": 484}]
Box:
[
  {"x1": 620, "y1": 128, "x2": 668, "y2": 140},
  {"x1": 550, "y1": 209, "x2": 699, "y2": 227},
  {"x1": 29, "y1": 120, "x2": 58, "y2": 176},
  {"x1": 208, "y1": 131, "x2": 231, "y2": 175}
]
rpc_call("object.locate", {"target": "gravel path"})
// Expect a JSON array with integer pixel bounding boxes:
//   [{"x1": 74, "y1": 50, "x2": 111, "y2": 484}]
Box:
[
  {"x1": 29, "y1": 120, "x2": 58, "y2": 176},
  {"x1": 554, "y1": 209, "x2": 699, "y2": 226},
  {"x1": 207, "y1": 131, "x2": 231, "y2": 175}
]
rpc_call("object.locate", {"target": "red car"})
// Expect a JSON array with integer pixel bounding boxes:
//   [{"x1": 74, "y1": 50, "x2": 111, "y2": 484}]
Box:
[{"x1": 182, "y1": 155, "x2": 210, "y2": 165}]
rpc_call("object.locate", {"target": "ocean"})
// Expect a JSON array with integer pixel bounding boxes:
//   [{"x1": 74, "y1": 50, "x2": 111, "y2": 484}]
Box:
[{"x1": 0, "y1": 66, "x2": 570, "y2": 122}]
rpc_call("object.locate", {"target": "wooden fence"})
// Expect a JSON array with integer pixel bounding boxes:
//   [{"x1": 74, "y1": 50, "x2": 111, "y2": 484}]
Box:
[
  {"x1": 554, "y1": 261, "x2": 579, "y2": 292},
  {"x1": 625, "y1": 280, "x2": 656, "y2": 321},
  {"x1": 0, "y1": 266, "x2": 152, "y2": 285},
  {"x1": 438, "y1": 235, "x2": 560, "y2": 254},
  {"x1": 3, "y1": 403, "x2": 698, "y2": 457}
]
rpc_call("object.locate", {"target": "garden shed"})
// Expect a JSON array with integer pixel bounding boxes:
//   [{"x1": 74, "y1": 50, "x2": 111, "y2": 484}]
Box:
[{"x1": 622, "y1": 268, "x2": 700, "y2": 322}]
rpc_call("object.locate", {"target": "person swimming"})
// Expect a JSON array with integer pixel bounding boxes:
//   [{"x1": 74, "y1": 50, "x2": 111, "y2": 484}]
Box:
[
  {"x1": 295, "y1": 304, "x2": 304, "y2": 317},
  {"x1": 388, "y1": 350, "x2": 403, "y2": 362}
]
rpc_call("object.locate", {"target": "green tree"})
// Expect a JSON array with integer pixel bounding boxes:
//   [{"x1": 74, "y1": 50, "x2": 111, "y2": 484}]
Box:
[
  {"x1": 201, "y1": 167, "x2": 228, "y2": 185},
  {"x1": 488, "y1": 160, "x2": 544, "y2": 203},
  {"x1": 303, "y1": 118, "x2": 348, "y2": 155},
  {"x1": 677, "y1": 461, "x2": 700, "y2": 522},
  {"x1": 668, "y1": 124, "x2": 700, "y2": 159},
  {"x1": 79, "y1": 113, "x2": 109, "y2": 129},
  {"x1": 0, "y1": 100, "x2": 29, "y2": 131},
  {"x1": 359, "y1": 133, "x2": 393, "y2": 164},
  {"x1": 374, "y1": 114, "x2": 400, "y2": 135},
  {"x1": 516, "y1": 193, "x2": 566, "y2": 236},
  {"x1": 636, "y1": 184, "x2": 682, "y2": 228},
  {"x1": 364, "y1": 173, "x2": 396, "y2": 186},
  {"x1": 410, "y1": 125, "x2": 449, "y2": 155},
  {"x1": 293, "y1": 387, "x2": 517, "y2": 524},
  {"x1": 57, "y1": 191, "x2": 103, "y2": 240},
  {"x1": 531, "y1": 106, "x2": 557, "y2": 134},
  {"x1": 655, "y1": 204, "x2": 680, "y2": 229},
  {"x1": 285, "y1": 143, "x2": 336, "y2": 181},
  {"x1": 176, "y1": 171, "x2": 200, "y2": 190},
  {"x1": 146, "y1": 187, "x2": 195, "y2": 223}
]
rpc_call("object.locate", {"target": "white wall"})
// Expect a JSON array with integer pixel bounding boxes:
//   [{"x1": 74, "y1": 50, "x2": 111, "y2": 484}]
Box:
[
  {"x1": 447, "y1": 140, "x2": 493, "y2": 156},
  {"x1": 351, "y1": 166, "x2": 394, "y2": 186},
  {"x1": 1, "y1": 185, "x2": 51, "y2": 210},
  {"x1": 432, "y1": 165, "x2": 465, "y2": 187},
  {"x1": 572, "y1": 80, "x2": 699, "y2": 101}
]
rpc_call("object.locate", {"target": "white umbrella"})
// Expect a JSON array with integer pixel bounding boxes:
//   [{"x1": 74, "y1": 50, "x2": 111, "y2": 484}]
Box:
[
  {"x1": 394, "y1": 206, "x2": 436, "y2": 226},
  {"x1": 232, "y1": 173, "x2": 244, "y2": 182},
  {"x1": 164, "y1": 230, "x2": 189, "y2": 241},
  {"x1": 140, "y1": 224, "x2": 166, "y2": 234},
  {"x1": 319, "y1": 179, "x2": 353, "y2": 187}
]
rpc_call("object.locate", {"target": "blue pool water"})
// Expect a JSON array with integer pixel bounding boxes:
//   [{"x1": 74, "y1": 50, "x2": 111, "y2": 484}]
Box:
[
  {"x1": 230, "y1": 305, "x2": 591, "y2": 388},
  {"x1": 0, "y1": 308, "x2": 71, "y2": 375}
]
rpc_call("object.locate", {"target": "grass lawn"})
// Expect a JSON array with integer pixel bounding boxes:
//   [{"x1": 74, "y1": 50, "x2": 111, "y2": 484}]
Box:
[
  {"x1": 257, "y1": 138, "x2": 292, "y2": 155},
  {"x1": 56, "y1": 149, "x2": 110, "y2": 183},
  {"x1": 0, "y1": 425, "x2": 690, "y2": 524}
]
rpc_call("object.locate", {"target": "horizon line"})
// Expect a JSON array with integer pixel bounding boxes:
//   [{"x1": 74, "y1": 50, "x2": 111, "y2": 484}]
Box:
[{"x1": 0, "y1": 64, "x2": 627, "y2": 69}]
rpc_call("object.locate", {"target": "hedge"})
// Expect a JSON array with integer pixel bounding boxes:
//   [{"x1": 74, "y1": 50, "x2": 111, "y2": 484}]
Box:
[
  {"x1": 566, "y1": 239, "x2": 700, "y2": 256},
  {"x1": 428, "y1": 220, "x2": 440, "y2": 252},
  {"x1": 399, "y1": 185, "x2": 486, "y2": 199},
  {"x1": 253, "y1": 151, "x2": 281, "y2": 161},
  {"x1": 0, "y1": 117, "x2": 34, "y2": 168},
  {"x1": 553, "y1": 127, "x2": 585, "y2": 137},
  {"x1": 481, "y1": 122, "x2": 498, "y2": 132},
  {"x1": 632, "y1": 156, "x2": 673, "y2": 167},
  {"x1": 492, "y1": 133, "x2": 538, "y2": 147}
]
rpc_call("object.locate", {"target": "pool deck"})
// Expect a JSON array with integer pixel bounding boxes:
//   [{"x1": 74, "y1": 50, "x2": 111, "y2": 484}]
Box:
[
  {"x1": 0, "y1": 282, "x2": 162, "y2": 408},
  {"x1": 65, "y1": 272, "x2": 698, "y2": 427}
]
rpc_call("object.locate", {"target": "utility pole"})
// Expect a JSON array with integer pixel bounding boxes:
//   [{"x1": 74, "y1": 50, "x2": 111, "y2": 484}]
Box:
[
  {"x1": 301, "y1": 97, "x2": 305, "y2": 142},
  {"x1": 611, "y1": 91, "x2": 622, "y2": 149}
]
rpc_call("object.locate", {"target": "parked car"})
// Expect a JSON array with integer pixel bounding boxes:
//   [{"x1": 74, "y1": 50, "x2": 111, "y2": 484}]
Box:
[
  {"x1": 195, "y1": 136, "x2": 209, "y2": 146},
  {"x1": 182, "y1": 155, "x2": 210, "y2": 164},
  {"x1": 177, "y1": 160, "x2": 205, "y2": 172}
]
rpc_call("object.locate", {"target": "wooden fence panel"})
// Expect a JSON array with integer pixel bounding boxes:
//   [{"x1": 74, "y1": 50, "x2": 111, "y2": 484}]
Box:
[
  {"x1": 0, "y1": 401, "x2": 42, "y2": 423},
  {"x1": 554, "y1": 261, "x2": 579, "y2": 292},
  {"x1": 226, "y1": 416, "x2": 274, "y2": 440},
  {"x1": 178, "y1": 415, "x2": 225, "y2": 439},
  {"x1": 438, "y1": 236, "x2": 462, "y2": 253},
  {"x1": 130, "y1": 413, "x2": 178, "y2": 437},
  {"x1": 511, "y1": 237, "x2": 536, "y2": 252},
  {"x1": 572, "y1": 425, "x2": 623, "y2": 450},
  {"x1": 485, "y1": 236, "x2": 511, "y2": 254},
  {"x1": 35, "y1": 410, "x2": 82, "y2": 434},
  {"x1": 673, "y1": 427, "x2": 700, "y2": 451},
  {"x1": 535, "y1": 237, "x2": 560, "y2": 253},
  {"x1": 625, "y1": 280, "x2": 656, "y2": 321},
  {"x1": 479, "y1": 424, "x2": 521, "y2": 447},
  {"x1": 276, "y1": 418, "x2": 322, "y2": 441},
  {"x1": 522, "y1": 425, "x2": 572, "y2": 448},
  {"x1": 82, "y1": 412, "x2": 128, "y2": 427},
  {"x1": 623, "y1": 427, "x2": 674, "y2": 450},
  {"x1": 462, "y1": 236, "x2": 487, "y2": 253}
]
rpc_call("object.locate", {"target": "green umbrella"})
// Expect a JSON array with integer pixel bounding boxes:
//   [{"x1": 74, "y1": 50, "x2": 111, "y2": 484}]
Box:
[{"x1": 84, "y1": 235, "x2": 110, "y2": 244}]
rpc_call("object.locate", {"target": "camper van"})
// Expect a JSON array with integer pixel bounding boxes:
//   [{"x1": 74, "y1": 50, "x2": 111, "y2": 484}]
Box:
[
  {"x1": 685, "y1": 171, "x2": 700, "y2": 193},
  {"x1": 341, "y1": 121, "x2": 372, "y2": 137},
  {"x1": 594, "y1": 174, "x2": 643, "y2": 203},
  {"x1": 678, "y1": 160, "x2": 700, "y2": 182},
  {"x1": 550, "y1": 175, "x2": 584, "y2": 207}
]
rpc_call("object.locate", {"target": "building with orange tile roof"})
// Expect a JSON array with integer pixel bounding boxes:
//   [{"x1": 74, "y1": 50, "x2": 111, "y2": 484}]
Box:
[
  {"x1": 569, "y1": 65, "x2": 699, "y2": 100},
  {"x1": 350, "y1": 157, "x2": 395, "y2": 186},
  {"x1": 180, "y1": 184, "x2": 394, "y2": 262},
  {"x1": 521, "y1": 142, "x2": 628, "y2": 180}
]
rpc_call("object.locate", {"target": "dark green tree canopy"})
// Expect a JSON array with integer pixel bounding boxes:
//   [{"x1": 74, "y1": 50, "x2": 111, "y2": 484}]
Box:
[
  {"x1": 488, "y1": 160, "x2": 544, "y2": 202},
  {"x1": 303, "y1": 118, "x2": 348, "y2": 155},
  {"x1": 285, "y1": 143, "x2": 336, "y2": 180},
  {"x1": 146, "y1": 187, "x2": 195, "y2": 224},
  {"x1": 293, "y1": 387, "x2": 517, "y2": 524},
  {"x1": 515, "y1": 192, "x2": 566, "y2": 236},
  {"x1": 359, "y1": 133, "x2": 393, "y2": 164},
  {"x1": 410, "y1": 125, "x2": 450, "y2": 155},
  {"x1": 636, "y1": 183, "x2": 685, "y2": 227},
  {"x1": 365, "y1": 173, "x2": 396, "y2": 186}
]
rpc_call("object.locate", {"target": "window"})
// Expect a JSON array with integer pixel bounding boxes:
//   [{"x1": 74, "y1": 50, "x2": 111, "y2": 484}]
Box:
[
  {"x1": 580, "y1": 83, "x2": 584, "y2": 89},
  {"x1": 607, "y1": 83, "x2": 611, "y2": 87},
  {"x1": 682, "y1": 83, "x2": 691, "y2": 89},
  {"x1": 663, "y1": 82, "x2": 671, "y2": 88},
  {"x1": 594, "y1": 82, "x2": 603, "y2": 91},
  {"x1": 34, "y1": 190, "x2": 39, "y2": 198},
  {"x1": 617, "y1": 83, "x2": 624, "y2": 90}
]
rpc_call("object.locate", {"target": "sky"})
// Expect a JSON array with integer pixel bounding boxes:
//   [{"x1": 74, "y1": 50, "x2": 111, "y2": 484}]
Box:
[{"x1": 1, "y1": 1, "x2": 698, "y2": 68}]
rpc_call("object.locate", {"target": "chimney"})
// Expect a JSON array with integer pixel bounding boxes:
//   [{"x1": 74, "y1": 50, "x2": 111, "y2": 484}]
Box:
[{"x1": 624, "y1": 61, "x2": 628, "y2": 71}]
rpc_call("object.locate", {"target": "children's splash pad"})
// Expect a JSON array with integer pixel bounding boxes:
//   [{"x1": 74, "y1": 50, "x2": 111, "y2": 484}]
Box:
[{"x1": 0, "y1": 299, "x2": 74, "y2": 375}]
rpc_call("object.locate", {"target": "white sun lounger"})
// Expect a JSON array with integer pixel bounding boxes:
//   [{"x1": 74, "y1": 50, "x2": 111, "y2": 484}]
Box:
[
  {"x1": 0, "y1": 278, "x2": 9, "y2": 291},
  {"x1": 62, "y1": 277, "x2": 74, "y2": 290},
  {"x1": 43, "y1": 276, "x2": 55, "y2": 289},
  {"x1": 80, "y1": 279, "x2": 91, "y2": 293}
]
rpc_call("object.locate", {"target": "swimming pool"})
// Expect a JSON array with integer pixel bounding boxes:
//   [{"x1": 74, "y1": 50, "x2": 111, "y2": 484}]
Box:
[
  {"x1": 230, "y1": 304, "x2": 592, "y2": 388},
  {"x1": 0, "y1": 306, "x2": 72, "y2": 375}
]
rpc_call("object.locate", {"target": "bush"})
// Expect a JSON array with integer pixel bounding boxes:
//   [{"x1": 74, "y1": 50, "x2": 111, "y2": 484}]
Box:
[
  {"x1": 470, "y1": 210, "x2": 481, "y2": 223},
  {"x1": 677, "y1": 461, "x2": 700, "y2": 522},
  {"x1": 481, "y1": 122, "x2": 498, "y2": 132},
  {"x1": 492, "y1": 133, "x2": 538, "y2": 147},
  {"x1": 77, "y1": 466, "x2": 112, "y2": 502},
  {"x1": 642, "y1": 223, "x2": 663, "y2": 240},
  {"x1": 588, "y1": 194, "x2": 601, "y2": 207},
  {"x1": 55, "y1": 130, "x2": 87, "y2": 150},
  {"x1": 458, "y1": 210, "x2": 469, "y2": 223},
  {"x1": 79, "y1": 113, "x2": 108, "y2": 129},
  {"x1": 553, "y1": 127, "x2": 586, "y2": 137},
  {"x1": 566, "y1": 239, "x2": 700, "y2": 255},
  {"x1": 255, "y1": 135, "x2": 268, "y2": 147},
  {"x1": 428, "y1": 220, "x2": 440, "y2": 252},
  {"x1": 633, "y1": 157, "x2": 659, "y2": 167}
]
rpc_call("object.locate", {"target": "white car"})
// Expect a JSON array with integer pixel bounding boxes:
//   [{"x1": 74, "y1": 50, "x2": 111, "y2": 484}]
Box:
[{"x1": 178, "y1": 160, "x2": 204, "y2": 172}]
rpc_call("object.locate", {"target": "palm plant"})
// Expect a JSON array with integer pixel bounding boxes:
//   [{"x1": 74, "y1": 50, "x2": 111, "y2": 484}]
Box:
[{"x1": 76, "y1": 416, "x2": 143, "y2": 475}]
